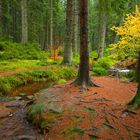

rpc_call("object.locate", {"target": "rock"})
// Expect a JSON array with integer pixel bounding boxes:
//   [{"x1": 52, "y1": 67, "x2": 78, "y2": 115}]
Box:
[
  {"x1": 5, "y1": 100, "x2": 26, "y2": 108},
  {"x1": 26, "y1": 95, "x2": 34, "y2": 100},
  {"x1": 12, "y1": 135, "x2": 36, "y2": 140},
  {"x1": 14, "y1": 96, "x2": 22, "y2": 100},
  {"x1": 19, "y1": 93, "x2": 28, "y2": 97}
]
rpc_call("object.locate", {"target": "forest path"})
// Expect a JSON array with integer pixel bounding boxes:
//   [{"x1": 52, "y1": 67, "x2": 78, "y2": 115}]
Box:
[
  {"x1": 34, "y1": 76, "x2": 140, "y2": 140},
  {"x1": 0, "y1": 77, "x2": 139, "y2": 140}
]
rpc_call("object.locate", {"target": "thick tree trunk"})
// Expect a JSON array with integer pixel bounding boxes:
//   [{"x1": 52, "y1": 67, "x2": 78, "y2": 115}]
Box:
[
  {"x1": 21, "y1": 0, "x2": 28, "y2": 44},
  {"x1": 50, "y1": 0, "x2": 53, "y2": 47},
  {"x1": 62, "y1": 0, "x2": 73, "y2": 64},
  {"x1": 98, "y1": 0, "x2": 107, "y2": 58},
  {"x1": 73, "y1": 0, "x2": 95, "y2": 88},
  {"x1": 129, "y1": 52, "x2": 140, "y2": 107}
]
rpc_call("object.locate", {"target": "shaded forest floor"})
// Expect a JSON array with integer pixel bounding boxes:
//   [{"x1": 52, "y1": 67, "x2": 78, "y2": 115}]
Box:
[
  {"x1": 0, "y1": 76, "x2": 140, "y2": 140},
  {"x1": 35, "y1": 76, "x2": 140, "y2": 140}
]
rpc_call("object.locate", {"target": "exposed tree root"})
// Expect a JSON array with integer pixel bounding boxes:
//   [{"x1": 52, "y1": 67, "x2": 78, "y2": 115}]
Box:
[
  {"x1": 127, "y1": 93, "x2": 140, "y2": 109},
  {"x1": 71, "y1": 78, "x2": 100, "y2": 89},
  {"x1": 71, "y1": 78, "x2": 100, "y2": 92}
]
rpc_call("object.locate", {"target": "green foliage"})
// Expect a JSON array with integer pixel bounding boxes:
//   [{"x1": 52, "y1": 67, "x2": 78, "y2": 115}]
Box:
[
  {"x1": 58, "y1": 47, "x2": 64, "y2": 56},
  {"x1": 27, "y1": 102, "x2": 48, "y2": 129},
  {"x1": 0, "y1": 66, "x2": 76, "y2": 95},
  {"x1": 90, "y1": 51, "x2": 98, "y2": 60},
  {"x1": 27, "y1": 70, "x2": 59, "y2": 82},
  {"x1": 0, "y1": 60, "x2": 40, "y2": 72},
  {"x1": 73, "y1": 55, "x2": 80, "y2": 64},
  {"x1": 57, "y1": 67, "x2": 76, "y2": 80},
  {"x1": 58, "y1": 79, "x2": 67, "y2": 84},
  {"x1": 27, "y1": 102, "x2": 47, "y2": 120},
  {"x1": 124, "y1": 70, "x2": 137, "y2": 81},
  {"x1": 93, "y1": 57, "x2": 116, "y2": 76},
  {"x1": 95, "y1": 57, "x2": 115, "y2": 69},
  {"x1": 0, "y1": 76, "x2": 24, "y2": 94},
  {"x1": 93, "y1": 67, "x2": 109, "y2": 76},
  {"x1": 0, "y1": 41, "x2": 45, "y2": 60},
  {"x1": 36, "y1": 59, "x2": 57, "y2": 66},
  {"x1": 129, "y1": 91, "x2": 140, "y2": 107}
]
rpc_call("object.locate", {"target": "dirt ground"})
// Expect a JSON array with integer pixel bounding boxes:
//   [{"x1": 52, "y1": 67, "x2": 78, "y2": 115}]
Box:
[{"x1": 35, "y1": 76, "x2": 140, "y2": 140}]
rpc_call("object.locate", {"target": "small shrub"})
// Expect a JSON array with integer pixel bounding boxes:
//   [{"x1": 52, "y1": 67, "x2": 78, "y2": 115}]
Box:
[
  {"x1": 92, "y1": 57, "x2": 117, "y2": 76},
  {"x1": 73, "y1": 55, "x2": 80, "y2": 64},
  {"x1": 58, "y1": 67, "x2": 76, "y2": 80},
  {"x1": 95, "y1": 57, "x2": 115, "y2": 69},
  {"x1": 90, "y1": 51, "x2": 98, "y2": 60},
  {"x1": 27, "y1": 102, "x2": 48, "y2": 126},
  {"x1": 93, "y1": 67, "x2": 109, "y2": 76}
]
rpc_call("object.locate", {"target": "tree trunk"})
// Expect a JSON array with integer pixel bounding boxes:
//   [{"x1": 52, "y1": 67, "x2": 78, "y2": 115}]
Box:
[
  {"x1": 98, "y1": 0, "x2": 107, "y2": 58},
  {"x1": 62, "y1": 0, "x2": 73, "y2": 64},
  {"x1": 73, "y1": 0, "x2": 95, "y2": 88},
  {"x1": 50, "y1": 0, "x2": 53, "y2": 47},
  {"x1": 129, "y1": 52, "x2": 140, "y2": 107},
  {"x1": 72, "y1": 0, "x2": 79, "y2": 58},
  {"x1": 0, "y1": 0, "x2": 2, "y2": 35},
  {"x1": 21, "y1": 0, "x2": 28, "y2": 44}
]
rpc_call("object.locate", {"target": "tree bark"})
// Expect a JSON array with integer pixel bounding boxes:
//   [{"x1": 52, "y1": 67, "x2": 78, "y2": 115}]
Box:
[
  {"x1": 73, "y1": 0, "x2": 95, "y2": 88},
  {"x1": 50, "y1": 0, "x2": 53, "y2": 47},
  {"x1": 0, "y1": 0, "x2": 2, "y2": 35},
  {"x1": 62, "y1": 0, "x2": 73, "y2": 64},
  {"x1": 21, "y1": 0, "x2": 28, "y2": 44},
  {"x1": 98, "y1": 0, "x2": 107, "y2": 58},
  {"x1": 72, "y1": 0, "x2": 79, "y2": 58},
  {"x1": 129, "y1": 52, "x2": 140, "y2": 107}
]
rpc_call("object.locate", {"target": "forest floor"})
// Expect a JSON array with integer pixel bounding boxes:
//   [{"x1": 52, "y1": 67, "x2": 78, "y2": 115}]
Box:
[
  {"x1": 0, "y1": 76, "x2": 140, "y2": 140},
  {"x1": 35, "y1": 76, "x2": 140, "y2": 140}
]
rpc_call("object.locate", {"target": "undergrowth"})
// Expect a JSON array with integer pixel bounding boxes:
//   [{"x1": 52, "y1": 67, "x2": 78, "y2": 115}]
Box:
[{"x1": 0, "y1": 66, "x2": 76, "y2": 95}]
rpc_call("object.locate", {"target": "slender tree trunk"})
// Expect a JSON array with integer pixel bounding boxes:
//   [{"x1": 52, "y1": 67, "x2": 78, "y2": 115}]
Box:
[
  {"x1": 0, "y1": 0, "x2": 2, "y2": 35},
  {"x1": 62, "y1": 0, "x2": 73, "y2": 64},
  {"x1": 50, "y1": 0, "x2": 53, "y2": 47},
  {"x1": 72, "y1": 0, "x2": 79, "y2": 58},
  {"x1": 21, "y1": 0, "x2": 28, "y2": 44},
  {"x1": 98, "y1": 0, "x2": 107, "y2": 58},
  {"x1": 43, "y1": 22, "x2": 49, "y2": 50}
]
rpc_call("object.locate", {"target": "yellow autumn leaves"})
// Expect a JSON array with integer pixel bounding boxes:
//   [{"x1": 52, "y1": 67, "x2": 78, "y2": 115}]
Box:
[
  {"x1": 110, "y1": 5, "x2": 140, "y2": 60},
  {"x1": 112, "y1": 6, "x2": 140, "y2": 50}
]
